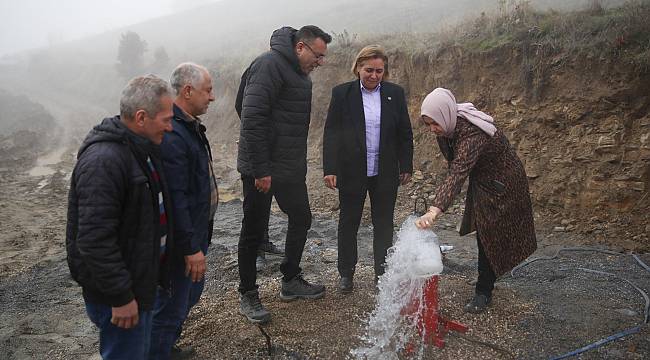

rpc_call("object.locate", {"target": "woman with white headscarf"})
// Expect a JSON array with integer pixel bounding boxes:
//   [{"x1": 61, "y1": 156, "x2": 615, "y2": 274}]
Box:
[{"x1": 415, "y1": 88, "x2": 536, "y2": 313}]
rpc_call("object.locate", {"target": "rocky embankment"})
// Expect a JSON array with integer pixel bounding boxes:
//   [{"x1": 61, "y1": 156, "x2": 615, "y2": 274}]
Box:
[{"x1": 204, "y1": 31, "x2": 650, "y2": 251}]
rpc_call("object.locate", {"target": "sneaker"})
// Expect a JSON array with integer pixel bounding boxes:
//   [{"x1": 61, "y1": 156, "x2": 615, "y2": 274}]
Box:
[
  {"x1": 256, "y1": 254, "x2": 266, "y2": 272},
  {"x1": 280, "y1": 274, "x2": 325, "y2": 301},
  {"x1": 170, "y1": 344, "x2": 195, "y2": 360},
  {"x1": 259, "y1": 241, "x2": 284, "y2": 255},
  {"x1": 464, "y1": 293, "x2": 491, "y2": 314},
  {"x1": 239, "y1": 289, "x2": 271, "y2": 324},
  {"x1": 338, "y1": 276, "x2": 353, "y2": 294}
]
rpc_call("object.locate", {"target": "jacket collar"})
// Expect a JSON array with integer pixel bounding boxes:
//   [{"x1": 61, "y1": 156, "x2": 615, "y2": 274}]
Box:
[{"x1": 173, "y1": 103, "x2": 200, "y2": 124}]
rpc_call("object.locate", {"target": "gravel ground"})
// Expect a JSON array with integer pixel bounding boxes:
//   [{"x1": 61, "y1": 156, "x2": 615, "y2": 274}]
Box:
[
  {"x1": 176, "y1": 202, "x2": 650, "y2": 359},
  {"x1": 1, "y1": 173, "x2": 649, "y2": 359}
]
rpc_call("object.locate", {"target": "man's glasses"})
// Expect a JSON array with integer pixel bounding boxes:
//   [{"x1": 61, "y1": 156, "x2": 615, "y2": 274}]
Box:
[{"x1": 302, "y1": 42, "x2": 325, "y2": 61}]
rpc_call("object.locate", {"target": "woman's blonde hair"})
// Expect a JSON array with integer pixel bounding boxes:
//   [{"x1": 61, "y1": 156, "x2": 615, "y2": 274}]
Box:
[{"x1": 351, "y1": 45, "x2": 389, "y2": 80}]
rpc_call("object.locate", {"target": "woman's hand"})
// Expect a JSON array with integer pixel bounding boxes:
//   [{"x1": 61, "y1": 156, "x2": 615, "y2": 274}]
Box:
[
  {"x1": 323, "y1": 175, "x2": 337, "y2": 190},
  {"x1": 415, "y1": 206, "x2": 442, "y2": 229}
]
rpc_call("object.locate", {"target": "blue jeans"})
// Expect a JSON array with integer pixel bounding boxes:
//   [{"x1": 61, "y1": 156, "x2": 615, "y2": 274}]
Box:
[
  {"x1": 85, "y1": 301, "x2": 153, "y2": 360},
  {"x1": 150, "y1": 247, "x2": 207, "y2": 359}
]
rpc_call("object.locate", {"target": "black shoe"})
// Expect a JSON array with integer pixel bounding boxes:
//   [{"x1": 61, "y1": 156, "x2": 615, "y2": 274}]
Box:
[
  {"x1": 239, "y1": 289, "x2": 271, "y2": 324},
  {"x1": 464, "y1": 293, "x2": 491, "y2": 314},
  {"x1": 170, "y1": 344, "x2": 195, "y2": 360},
  {"x1": 259, "y1": 241, "x2": 284, "y2": 255},
  {"x1": 339, "y1": 276, "x2": 353, "y2": 294},
  {"x1": 280, "y1": 274, "x2": 325, "y2": 301}
]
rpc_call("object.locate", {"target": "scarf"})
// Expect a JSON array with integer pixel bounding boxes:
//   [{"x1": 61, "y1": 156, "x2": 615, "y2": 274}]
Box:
[{"x1": 420, "y1": 88, "x2": 496, "y2": 137}]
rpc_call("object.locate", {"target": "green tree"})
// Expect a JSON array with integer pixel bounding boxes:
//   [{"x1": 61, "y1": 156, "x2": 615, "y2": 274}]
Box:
[{"x1": 116, "y1": 31, "x2": 147, "y2": 78}]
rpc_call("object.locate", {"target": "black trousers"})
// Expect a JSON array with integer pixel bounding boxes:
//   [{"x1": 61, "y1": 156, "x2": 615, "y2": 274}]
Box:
[
  {"x1": 476, "y1": 232, "x2": 497, "y2": 297},
  {"x1": 337, "y1": 176, "x2": 397, "y2": 279},
  {"x1": 238, "y1": 175, "x2": 312, "y2": 293}
]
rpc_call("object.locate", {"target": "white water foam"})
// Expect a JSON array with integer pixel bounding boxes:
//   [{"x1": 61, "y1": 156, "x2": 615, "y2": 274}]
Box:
[{"x1": 353, "y1": 215, "x2": 443, "y2": 359}]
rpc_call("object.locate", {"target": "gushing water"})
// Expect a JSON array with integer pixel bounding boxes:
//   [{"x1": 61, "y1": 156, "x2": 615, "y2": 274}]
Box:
[{"x1": 352, "y1": 216, "x2": 443, "y2": 359}]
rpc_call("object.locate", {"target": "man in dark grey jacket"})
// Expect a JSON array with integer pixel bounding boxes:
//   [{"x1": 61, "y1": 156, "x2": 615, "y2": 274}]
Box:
[
  {"x1": 236, "y1": 25, "x2": 331, "y2": 324},
  {"x1": 66, "y1": 75, "x2": 174, "y2": 360}
]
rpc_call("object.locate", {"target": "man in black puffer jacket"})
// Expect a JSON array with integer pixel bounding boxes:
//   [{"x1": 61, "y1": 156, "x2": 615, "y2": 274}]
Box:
[
  {"x1": 66, "y1": 75, "x2": 174, "y2": 360},
  {"x1": 236, "y1": 25, "x2": 331, "y2": 324}
]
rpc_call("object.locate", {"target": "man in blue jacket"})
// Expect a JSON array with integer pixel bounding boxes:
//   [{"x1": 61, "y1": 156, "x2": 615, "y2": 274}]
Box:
[
  {"x1": 150, "y1": 63, "x2": 217, "y2": 359},
  {"x1": 66, "y1": 75, "x2": 174, "y2": 360}
]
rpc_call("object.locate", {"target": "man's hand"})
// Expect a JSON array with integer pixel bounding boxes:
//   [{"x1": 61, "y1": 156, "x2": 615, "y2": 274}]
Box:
[
  {"x1": 399, "y1": 173, "x2": 412, "y2": 186},
  {"x1": 184, "y1": 251, "x2": 206, "y2": 282},
  {"x1": 111, "y1": 299, "x2": 139, "y2": 329},
  {"x1": 255, "y1": 176, "x2": 272, "y2": 193},
  {"x1": 415, "y1": 206, "x2": 442, "y2": 229},
  {"x1": 323, "y1": 175, "x2": 337, "y2": 190}
]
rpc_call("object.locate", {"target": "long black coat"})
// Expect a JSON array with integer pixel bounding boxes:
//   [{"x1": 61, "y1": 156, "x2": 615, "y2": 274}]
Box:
[
  {"x1": 322, "y1": 80, "x2": 413, "y2": 193},
  {"x1": 236, "y1": 27, "x2": 313, "y2": 182}
]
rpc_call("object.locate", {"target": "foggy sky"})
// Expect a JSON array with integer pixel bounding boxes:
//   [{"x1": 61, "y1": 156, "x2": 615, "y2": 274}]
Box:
[{"x1": 0, "y1": 0, "x2": 219, "y2": 57}]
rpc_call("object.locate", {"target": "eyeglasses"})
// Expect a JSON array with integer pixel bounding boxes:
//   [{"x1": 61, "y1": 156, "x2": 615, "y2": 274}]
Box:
[{"x1": 301, "y1": 42, "x2": 326, "y2": 62}]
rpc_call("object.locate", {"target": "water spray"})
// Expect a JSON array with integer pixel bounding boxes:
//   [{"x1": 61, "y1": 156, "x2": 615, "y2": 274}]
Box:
[{"x1": 353, "y1": 196, "x2": 468, "y2": 358}]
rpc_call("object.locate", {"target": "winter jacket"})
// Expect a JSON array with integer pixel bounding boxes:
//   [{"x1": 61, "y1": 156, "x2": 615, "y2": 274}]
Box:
[
  {"x1": 160, "y1": 104, "x2": 215, "y2": 256},
  {"x1": 66, "y1": 116, "x2": 173, "y2": 311},
  {"x1": 236, "y1": 26, "x2": 313, "y2": 182}
]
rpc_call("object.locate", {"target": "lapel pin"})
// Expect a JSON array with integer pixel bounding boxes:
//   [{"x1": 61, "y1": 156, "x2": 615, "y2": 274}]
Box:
[{"x1": 387, "y1": 96, "x2": 392, "y2": 101}]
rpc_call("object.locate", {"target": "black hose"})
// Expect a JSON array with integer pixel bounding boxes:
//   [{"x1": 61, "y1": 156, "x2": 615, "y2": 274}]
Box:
[
  {"x1": 575, "y1": 267, "x2": 649, "y2": 324},
  {"x1": 549, "y1": 325, "x2": 643, "y2": 360},
  {"x1": 510, "y1": 247, "x2": 622, "y2": 277},
  {"x1": 507, "y1": 246, "x2": 650, "y2": 358},
  {"x1": 632, "y1": 254, "x2": 650, "y2": 274}
]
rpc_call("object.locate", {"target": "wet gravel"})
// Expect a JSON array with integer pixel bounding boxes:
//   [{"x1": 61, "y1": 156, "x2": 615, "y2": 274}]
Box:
[
  {"x1": 178, "y1": 201, "x2": 650, "y2": 359},
  {"x1": 1, "y1": 198, "x2": 649, "y2": 359}
]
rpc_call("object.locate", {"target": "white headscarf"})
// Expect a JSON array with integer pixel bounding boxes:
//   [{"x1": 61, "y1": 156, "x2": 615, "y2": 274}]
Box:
[{"x1": 420, "y1": 88, "x2": 496, "y2": 137}]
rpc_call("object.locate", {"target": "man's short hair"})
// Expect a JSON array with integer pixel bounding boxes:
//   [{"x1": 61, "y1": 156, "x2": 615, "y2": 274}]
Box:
[
  {"x1": 120, "y1": 74, "x2": 173, "y2": 120},
  {"x1": 294, "y1": 25, "x2": 332, "y2": 46},
  {"x1": 170, "y1": 62, "x2": 209, "y2": 96}
]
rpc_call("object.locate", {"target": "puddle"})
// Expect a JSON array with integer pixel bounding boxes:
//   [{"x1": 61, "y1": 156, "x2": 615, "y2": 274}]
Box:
[
  {"x1": 36, "y1": 179, "x2": 49, "y2": 190},
  {"x1": 28, "y1": 147, "x2": 66, "y2": 177},
  {"x1": 28, "y1": 166, "x2": 56, "y2": 177}
]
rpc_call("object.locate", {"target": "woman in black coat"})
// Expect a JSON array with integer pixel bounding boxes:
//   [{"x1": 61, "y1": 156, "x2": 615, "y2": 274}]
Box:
[{"x1": 322, "y1": 45, "x2": 413, "y2": 292}]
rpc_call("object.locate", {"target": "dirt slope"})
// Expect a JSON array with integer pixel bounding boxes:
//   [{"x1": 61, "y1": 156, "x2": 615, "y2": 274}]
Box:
[{"x1": 202, "y1": 5, "x2": 650, "y2": 250}]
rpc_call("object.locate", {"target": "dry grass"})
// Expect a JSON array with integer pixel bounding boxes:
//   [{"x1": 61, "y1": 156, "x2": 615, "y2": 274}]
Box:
[
  {"x1": 458, "y1": 0, "x2": 650, "y2": 69},
  {"x1": 356, "y1": 0, "x2": 650, "y2": 73}
]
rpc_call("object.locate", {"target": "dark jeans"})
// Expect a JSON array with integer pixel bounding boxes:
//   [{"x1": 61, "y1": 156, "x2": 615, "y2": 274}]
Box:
[
  {"x1": 238, "y1": 175, "x2": 311, "y2": 293},
  {"x1": 150, "y1": 243, "x2": 208, "y2": 359},
  {"x1": 476, "y1": 233, "x2": 497, "y2": 297},
  {"x1": 85, "y1": 301, "x2": 153, "y2": 360},
  {"x1": 338, "y1": 176, "x2": 397, "y2": 278}
]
